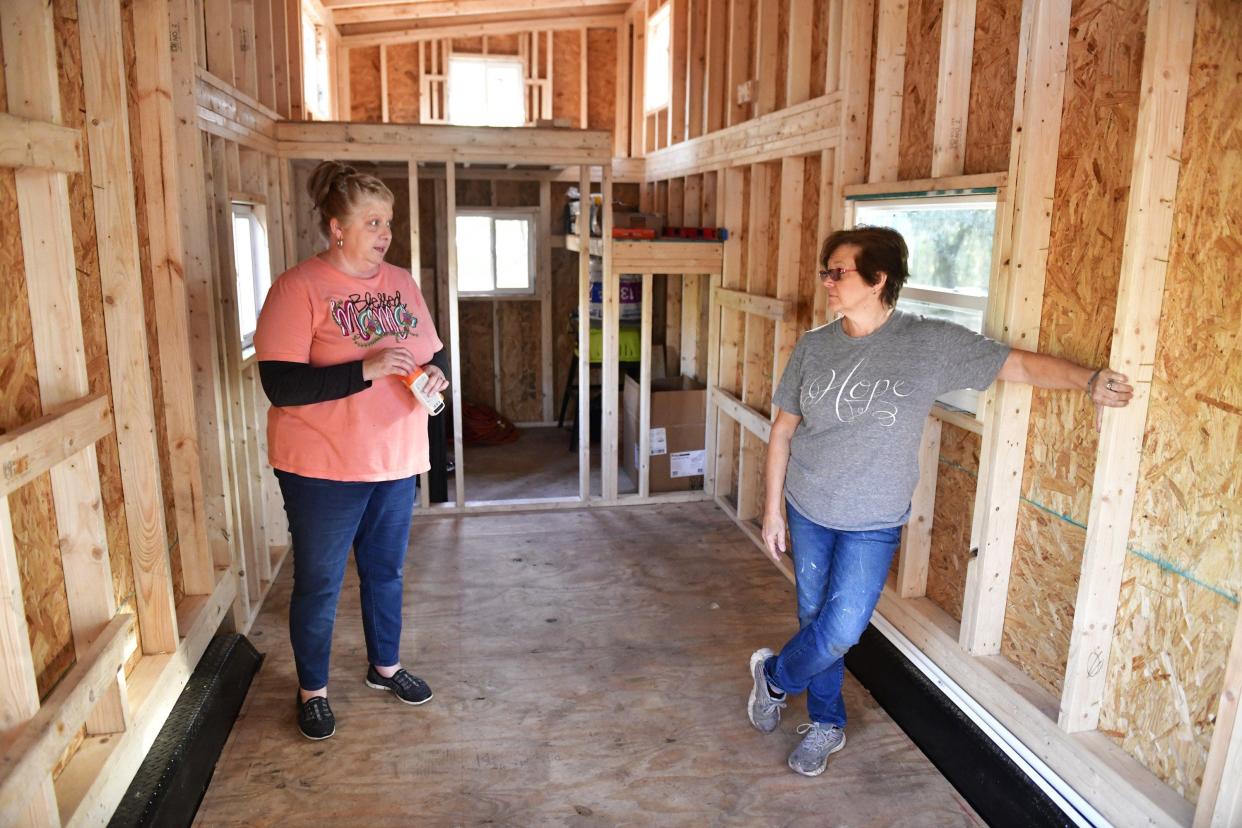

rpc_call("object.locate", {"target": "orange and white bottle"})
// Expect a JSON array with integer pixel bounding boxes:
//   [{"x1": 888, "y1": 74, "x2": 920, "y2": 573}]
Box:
[{"x1": 401, "y1": 366, "x2": 445, "y2": 415}]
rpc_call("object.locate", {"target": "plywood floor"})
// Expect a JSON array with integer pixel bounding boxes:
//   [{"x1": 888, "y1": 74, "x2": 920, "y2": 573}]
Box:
[
  {"x1": 195, "y1": 503, "x2": 982, "y2": 827},
  {"x1": 462, "y1": 426, "x2": 637, "y2": 501}
]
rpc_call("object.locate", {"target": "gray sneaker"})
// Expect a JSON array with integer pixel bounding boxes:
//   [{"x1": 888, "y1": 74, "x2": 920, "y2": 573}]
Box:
[
  {"x1": 787, "y1": 722, "x2": 846, "y2": 776},
  {"x1": 747, "y1": 648, "x2": 786, "y2": 733}
]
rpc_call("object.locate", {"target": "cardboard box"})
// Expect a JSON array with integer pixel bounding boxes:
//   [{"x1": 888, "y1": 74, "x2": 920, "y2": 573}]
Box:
[{"x1": 622, "y1": 375, "x2": 706, "y2": 493}]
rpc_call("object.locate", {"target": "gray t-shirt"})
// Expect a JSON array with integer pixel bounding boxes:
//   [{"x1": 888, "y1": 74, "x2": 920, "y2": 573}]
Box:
[{"x1": 772, "y1": 311, "x2": 1010, "y2": 531}]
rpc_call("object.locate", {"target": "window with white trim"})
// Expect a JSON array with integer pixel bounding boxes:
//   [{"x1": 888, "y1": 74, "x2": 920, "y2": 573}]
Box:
[
  {"x1": 455, "y1": 209, "x2": 536, "y2": 297},
  {"x1": 231, "y1": 202, "x2": 273, "y2": 350},
  {"x1": 851, "y1": 191, "x2": 998, "y2": 413},
  {"x1": 447, "y1": 56, "x2": 526, "y2": 127},
  {"x1": 644, "y1": 5, "x2": 671, "y2": 112}
]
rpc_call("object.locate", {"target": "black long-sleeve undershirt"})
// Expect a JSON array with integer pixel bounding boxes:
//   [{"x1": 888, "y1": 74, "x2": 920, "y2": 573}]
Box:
[{"x1": 258, "y1": 360, "x2": 372, "y2": 407}]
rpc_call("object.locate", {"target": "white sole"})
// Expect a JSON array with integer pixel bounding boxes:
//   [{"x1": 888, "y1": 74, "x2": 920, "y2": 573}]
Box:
[
  {"x1": 299, "y1": 727, "x2": 335, "y2": 741},
  {"x1": 747, "y1": 648, "x2": 776, "y2": 731},
  {"x1": 365, "y1": 679, "x2": 434, "y2": 706}
]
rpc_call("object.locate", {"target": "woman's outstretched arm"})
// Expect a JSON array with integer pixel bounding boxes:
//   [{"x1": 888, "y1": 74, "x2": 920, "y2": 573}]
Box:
[{"x1": 995, "y1": 349, "x2": 1133, "y2": 428}]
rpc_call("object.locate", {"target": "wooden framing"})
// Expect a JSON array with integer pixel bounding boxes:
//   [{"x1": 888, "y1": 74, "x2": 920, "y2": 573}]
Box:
[
  {"x1": 1058, "y1": 0, "x2": 1197, "y2": 733},
  {"x1": 445, "y1": 161, "x2": 467, "y2": 507},
  {"x1": 959, "y1": 0, "x2": 1071, "y2": 656},
  {"x1": 340, "y1": 13, "x2": 626, "y2": 48},
  {"x1": 577, "y1": 165, "x2": 592, "y2": 500},
  {"x1": 930, "y1": 0, "x2": 977, "y2": 178},
  {"x1": 867, "y1": 0, "x2": 908, "y2": 183}
]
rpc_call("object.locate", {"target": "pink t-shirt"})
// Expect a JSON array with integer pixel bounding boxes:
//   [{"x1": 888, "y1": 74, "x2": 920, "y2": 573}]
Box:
[{"x1": 254, "y1": 257, "x2": 443, "y2": 482}]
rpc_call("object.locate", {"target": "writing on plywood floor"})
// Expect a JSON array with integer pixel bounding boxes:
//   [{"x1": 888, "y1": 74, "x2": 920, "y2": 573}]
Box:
[{"x1": 195, "y1": 503, "x2": 981, "y2": 826}]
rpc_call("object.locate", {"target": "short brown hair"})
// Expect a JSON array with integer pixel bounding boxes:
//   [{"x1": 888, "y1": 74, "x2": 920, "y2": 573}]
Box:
[
  {"x1": 820, "y1": 226, "x2": 909, "y2": 307},
  {"x1": 307, "y1": 160, "x2": 394, "y2": 240}
]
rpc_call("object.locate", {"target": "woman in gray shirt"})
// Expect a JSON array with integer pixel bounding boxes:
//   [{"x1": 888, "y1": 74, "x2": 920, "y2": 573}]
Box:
[{"x1": 747, "y1": 226, "x2": 1133, "y2": 776}]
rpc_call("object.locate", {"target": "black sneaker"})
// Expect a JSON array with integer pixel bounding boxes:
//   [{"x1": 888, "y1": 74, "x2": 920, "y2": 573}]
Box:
[
  {"x1": 296, "y1": 694, "x2": 335, "y2": 740},
  {"x1": 365, "y1": 666, "x2": 433, "y2": 705}
]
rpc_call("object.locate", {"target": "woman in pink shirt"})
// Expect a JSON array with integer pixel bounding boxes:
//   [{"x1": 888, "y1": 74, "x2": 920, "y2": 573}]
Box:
[{"x1": 254, "y1": 161, "x2": 448, "y2": 740}]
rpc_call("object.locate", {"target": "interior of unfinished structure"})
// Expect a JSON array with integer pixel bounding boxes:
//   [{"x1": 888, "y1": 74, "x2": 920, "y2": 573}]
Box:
[{"x1": 0, "y1": 0, "x2": 1239, "y2": 825}]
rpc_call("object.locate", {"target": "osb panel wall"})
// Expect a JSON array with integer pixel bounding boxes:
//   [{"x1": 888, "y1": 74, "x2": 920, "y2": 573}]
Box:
[
  {"x1": 586, "y1": 29, "x2": 617, "y2": 132},
  {"x1": 122, "y1": 2, "x2": 183, "y2": 604},
  {"x1": 1000, "y1": 0, "x2": 1144, "y2": 697},
  {"x1": 350, "y1": 45, "x2": 382, "y2": 122},
  {"x1": 963, "y1": 0, "x2": 1021, "y2": 174},
  {"x1": 380, "y1": 173, "x2": 412, "y2": 272},
  {"x1": 387, "y1": 44, "x2": 419, "y2": 123},
  {"x1": 487, "y1": 34, "x2": 521, "y2": 55},
  {"x1": 552, "y1": 30, "x2": 582, "y2": 124},
  {"x1": 498, "y1": 302, "x2": 543, "y2": 421},
  {"x1": 925, "y1": 422, "x2": 978, "y2": 620},
  {"x1": 551, "y1": 247, "x2": 579, "y2": 418},
  {"x1": 1099, "y1": 0, "x2": 1242, "y2": 802},
  {"x1": 897, "y1": 0, "x2": 942, "y2": 181},
  {"x1": 459, "y1": 301, "x2": 496, "y2": 407}
]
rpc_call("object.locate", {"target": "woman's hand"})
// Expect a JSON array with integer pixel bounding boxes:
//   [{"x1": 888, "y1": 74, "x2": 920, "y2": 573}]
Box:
[
  {"x1": 420, "y1": 364, "x2": 449, "y2": 395},
  {"x1": 1087, "y1": 369, "x2": 1134, "y2": 430},
  {"x1": 362, "y1": 347, "x2": 418, "y2": 382},
  {"x1": 761, "y1": 511, "x2": 787, "y2": 563}
]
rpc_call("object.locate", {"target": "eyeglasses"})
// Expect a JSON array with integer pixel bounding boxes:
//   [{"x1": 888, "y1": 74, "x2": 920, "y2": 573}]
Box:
[{"x1": 819, "y1": 267, "x2": 859, "y2": 282}]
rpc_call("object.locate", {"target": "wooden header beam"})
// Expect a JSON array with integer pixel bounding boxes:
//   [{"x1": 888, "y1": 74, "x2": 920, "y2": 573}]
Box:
[
  {"x1": 334, "y1": 0, "x2": 625, "y2": 24},
  {"x1": 275, "y1": 121, "x2": 614, "y2": 165},
  {"x1": 0, "y1": 396, "x2": 112, "y2": 498},
  {"x1": 339, "y1": 12, "x2": 626, "y2": 47},
  {"x1": 0, "y1": 112, "x2": 83, "y2": 174}
]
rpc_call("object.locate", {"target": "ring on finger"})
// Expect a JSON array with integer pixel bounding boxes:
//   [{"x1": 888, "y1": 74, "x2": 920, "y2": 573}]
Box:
[{"x1": 1106, "y1": 380, "x2": 1115, "y2": 392}]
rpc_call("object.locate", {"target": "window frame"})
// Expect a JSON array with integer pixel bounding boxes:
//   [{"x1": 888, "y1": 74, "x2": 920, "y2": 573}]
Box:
[
  {"x1": 230, "y1": 200, "x2": 274, "y2": 353},
  {"x1": 845, "y1": 187, "x2": 1001, "y2": 416},
  {"x1": 643, "y1": 4, "x2": 672, "y2": 114},
  {"x1": 446, "y1": 54, "x2": 527, "y2": 128},
  {"x1": 455, "y1": 207, "x2": 539, "y2": 299}
]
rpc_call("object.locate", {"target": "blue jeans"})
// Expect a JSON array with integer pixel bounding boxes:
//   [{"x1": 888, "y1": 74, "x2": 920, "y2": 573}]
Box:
[
  {"x1": 765, "y1": 500, "x2": 901, "y2": 727},
  {"x1": 276, "y1": 470, "x2": 417, "y2": 691}
]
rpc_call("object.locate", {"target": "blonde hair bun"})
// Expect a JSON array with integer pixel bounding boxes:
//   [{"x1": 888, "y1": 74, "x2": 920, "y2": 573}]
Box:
[{"x1": 307, "y1": 160, "x2": 394, "y2": 240}]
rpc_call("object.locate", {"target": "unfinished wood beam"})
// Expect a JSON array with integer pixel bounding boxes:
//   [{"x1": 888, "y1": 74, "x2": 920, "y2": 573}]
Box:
[
  {"x1": 703, "y1": 0, "x2": 728, "y2": 134},
  {"x1": 600, "y1": 164, "x2": 618, "y2": 500},
  {"x1": 3, "y1": 0, "x2": 130, "y2": 744},
  {"x1": 337, "y1": 43, "x2": 351, "y2": 119},
  {"x1": 754, "y1": 0, "x2": 779, "y2": 116},
  {"x1": 931, "y1": 0, "x2": 977, "y2": 177},
  {"x1": 79, "y1": 0, "x2": 180, "y2": 653},
  {"x1": 631, "y1": 8, "x2": 646, "y2": 159},
  {"x1": 772, "y1": 156, "x2": 804, "y2": 381},
  {"x1": 812, "y1": 146, "x2": 834, "y2": 327},
  {"x1": 341, "y1": 12, "x2": 626, "y2": 48},
  {"x1": 686, "y1": 0, "x2": 706, "y2": 138},
  {"x1": 680, "y1": 175, "x2": 703, "y2": 379},
  {"x1": 0, "y1": 112, "x2": 83, "y2": 174},
  {"x1": 837, "y1": 0, "x2": 873, "y2": 187},
  {"x1": 713, "y1": 387, "x2": 771, "y2": 442},
  {"x1": 133, "y1": 0, "x2": 218, "y2": 598},
  {"x1": 334, "y1": 0, "x2": 626, "y2": 24},
  {"x1": 785, "y1": 0, "x2": 813, "y2": 106},
  {"x1": 577, "y1": 165, "x2": 592, "y2": 500},
  {"x1": 539, "y1": 180, "x2": 554, "y2": 423},
  {"x1": 0, "y1": 499, "x2": 59, "y2": 827},
  {"x1": 254, "y1": 0, "x2": 279, "y2": 110},
  {"x1": 725, "y1": 0, "x2": 753, "y2": 126},
  {"x1": 713, "y1": 287, "x2": 793, "y2": 321},
  {"x1": 445, "y1": 161, "x2": 466, "y2": 507},
  {"x1": 897, "y1": 417, "x2": 942, "y2": 597},
  {"x1": 1059, "y1": 0, "x2": 1197, "y2": 732},
  {"x1": 868, "y1": 0, "x2": 908, "y2": 183},
  {"x1": 736, "y1": 161, "x2": 773, "y2": 523},
  {"x1": 0, "y1": 397, "x2": 112, "y2": 498},
  {"x1": 615, "y1": 23, "x2": 630, "y2": 156},
  {"x1": 638, "y1": 272, "x2": 654, "y2": 498},
  {"x1": 580, "y1": 28, "x2": 589, "y2": 129},
  {"x1": 711, "y1": 166, "x2": 747, "y2": 499},
  {"x1": 1198, "y1": 604, "x2": 1242, "y2": 827},
  {"x1": 959, "y1": 0, "x2": 1071, "y2": 655},
  {"x1": 0, "y1": 613, "x2": 132, "y2": 820},
  {"x1": 232, "y1": 0, "x2": 260, "y2": 100},
  {"x1": 170, "y1": 0, "x2": 237, "y2": 578},
  {"x1": 670, "y1": 0, "x2": 688, "y2": 145},
  {"x1": 380, "y1": 44, "x2": 390, "y2": 121}
]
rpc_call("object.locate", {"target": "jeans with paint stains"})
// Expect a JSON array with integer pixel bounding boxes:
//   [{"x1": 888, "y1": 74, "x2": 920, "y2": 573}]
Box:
[
  {"x1": 764, "y1": 499, "x2": 901, "y2": 728},
  {"x1": 277, "y1": 470, "x2": 417, "y2": 691}
]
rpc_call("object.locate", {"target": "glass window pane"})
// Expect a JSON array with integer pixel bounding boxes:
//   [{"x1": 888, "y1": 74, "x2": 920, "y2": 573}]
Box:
[
  {"x1": 486, "y1": 61, "x2": 526, "y2": 127},
  {"x1": 855, "y1": 201, "x2": 995, "y2": 295},
  {"x1": 232, "y1": 211, "x2": 257, "y2": 341},
  {"x1": 494, "y1": 219, "x2": 531, "y2": 290},
  {"x1": 251, "y1": 214, "x2": 273, "y2": 312},
  {"x1": 895, "y1": 296, "x2": 984, "y2": 334},
  {"x1": 448, "y1": 58, "x2": 489, "y2": 126},
  {"x1": 456, "y1": 216, "x2": 495, "y2": 292},
  {"x1": 645, "y1": 8, "x2": 670, "y2": 111}
]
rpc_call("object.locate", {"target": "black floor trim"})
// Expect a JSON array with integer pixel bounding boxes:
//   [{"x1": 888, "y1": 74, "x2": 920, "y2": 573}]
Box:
[
  {"x1": 846, "y1": 625, "x2": 1080, "y2": 828},
  {"x1": 109, "y1": 633, "x2": 263, "y2": 828}
]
